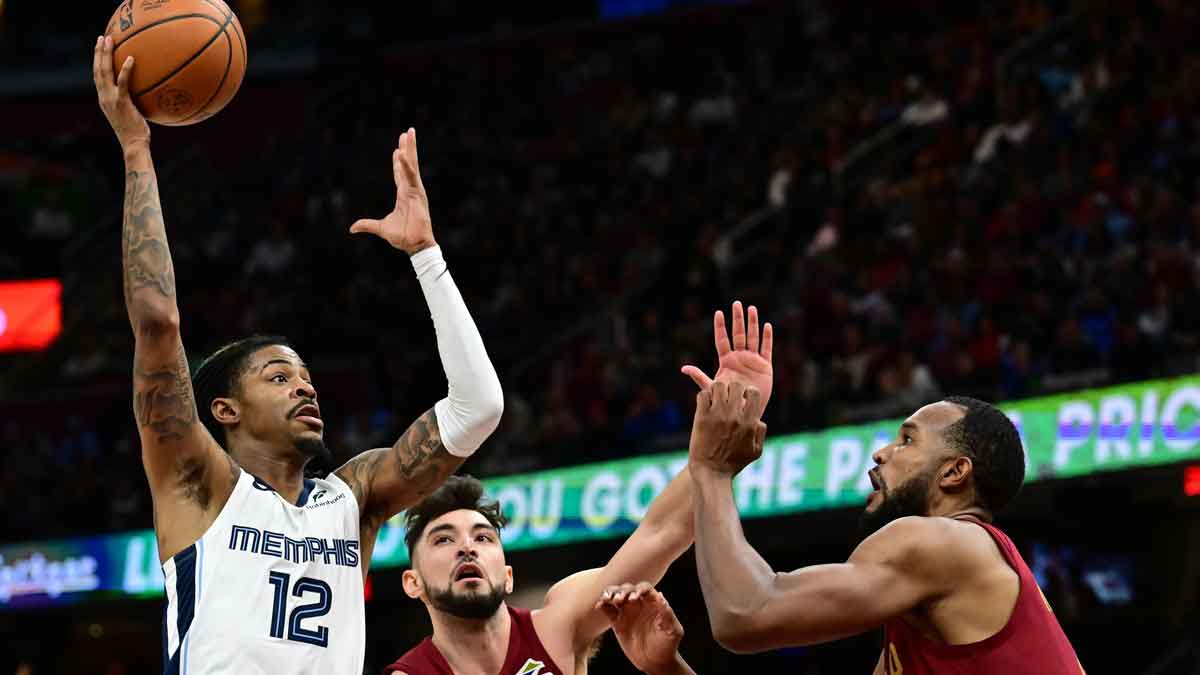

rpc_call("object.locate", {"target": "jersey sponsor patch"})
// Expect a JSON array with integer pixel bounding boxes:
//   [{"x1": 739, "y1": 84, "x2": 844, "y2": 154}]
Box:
[{"x1": 516, "y1": 659, "x2": 554, "y2": 675}]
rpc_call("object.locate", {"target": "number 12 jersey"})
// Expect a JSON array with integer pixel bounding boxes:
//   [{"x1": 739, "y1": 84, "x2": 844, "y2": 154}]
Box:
[{"x1": 162, "y1": 469, "x2": 365, "y2": 675}]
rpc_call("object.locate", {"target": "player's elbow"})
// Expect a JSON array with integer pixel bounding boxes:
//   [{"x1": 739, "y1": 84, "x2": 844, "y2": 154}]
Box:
[
  {"x1": 474, "y1": 379, "x2": 504, "y2": 435},
  {"x1": 461, "y1": 380, "x2": 504, "y2": 439},
  {"x1": 711, "y1": 613, "x2": 767, "y2": 654}
]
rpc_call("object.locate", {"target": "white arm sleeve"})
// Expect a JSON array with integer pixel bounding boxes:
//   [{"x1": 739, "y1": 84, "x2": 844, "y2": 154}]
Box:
[{"x1": 411, "y1": 245, "x2": 504, "y2": 457}]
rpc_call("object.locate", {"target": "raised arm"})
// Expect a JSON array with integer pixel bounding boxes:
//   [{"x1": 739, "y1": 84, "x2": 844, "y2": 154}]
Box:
[
  {"x1": 536, "y1": 304, "x2": 775, "y2": 653},
  {"x1": 334, "y1": 129, "x2": 503, "y2": 552},
  {"x1": 94, "y1": 37, "x2": 233, "y2": 562},
  {"x1": 537, "y1": 464, "x2": 697, "y2": 653}
]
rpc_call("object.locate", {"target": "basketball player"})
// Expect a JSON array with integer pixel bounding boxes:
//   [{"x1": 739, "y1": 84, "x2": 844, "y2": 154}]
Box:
[
  {"x1": 382, "y1": 303, "x2": 773, "y2": 675},
  {"x1": 94, "y1": 37, "x2": 503, "y2": 674},
  {"x1": 685, "y1": 374, "x2": 1085, "y2": 672}
]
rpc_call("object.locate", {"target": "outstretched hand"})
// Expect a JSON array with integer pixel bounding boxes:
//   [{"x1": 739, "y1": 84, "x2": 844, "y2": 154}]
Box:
[
  {"x1": 681, "y1": 301, "x2": 773, "y2": 420},
  {"x1": 93, "y1": 35, "x2": 150, "y2": 151},
  {"x1": 350, "y1": 128, "x2": 438, "y2": 255},
  {"x1": 596, "y1": 582, "x2": 685, "y2": 674}
]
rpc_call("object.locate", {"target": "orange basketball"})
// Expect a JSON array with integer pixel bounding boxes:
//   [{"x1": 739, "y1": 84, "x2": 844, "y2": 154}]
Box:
[{"x1": 103, "y1": 0, "x2": 247, "y2": 126}]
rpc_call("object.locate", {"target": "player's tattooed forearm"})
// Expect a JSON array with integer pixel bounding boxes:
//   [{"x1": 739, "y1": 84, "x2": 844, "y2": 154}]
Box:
[
  {"x1": 133, "y1": 343, "x2": 198, "y2": 443},
  {"x1": 122, "y1": 170, "x2": 177, "y2": 305},
  {"x1": 337, "y1": 408, "x2": 460, "y2": 529},
  {"x1": 388, "y1": 409, "x2": 454, "y2": 494}
]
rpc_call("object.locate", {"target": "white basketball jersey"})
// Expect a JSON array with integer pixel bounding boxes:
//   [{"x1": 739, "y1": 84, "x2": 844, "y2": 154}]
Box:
[{"x1": 161, "y1": 469, "x2": 365, "y2": 675}]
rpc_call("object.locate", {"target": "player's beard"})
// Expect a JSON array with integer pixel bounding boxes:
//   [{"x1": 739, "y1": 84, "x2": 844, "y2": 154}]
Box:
[
  {"x1": 858, "y1": 469, "x2": 933, "y2": 541},
  {"x1": 428, "y1": 579, "x2": 509, "y2": 620},
  {"x1": 296, "y1": 436, "x2": 335, "y2": 471}
]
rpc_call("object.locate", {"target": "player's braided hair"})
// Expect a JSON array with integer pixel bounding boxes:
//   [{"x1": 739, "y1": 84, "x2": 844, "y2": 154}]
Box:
[
  {"x1": 404, "y1": 475, "x2": 507, "y2": 558},
  {"x1": 192, "y1": 334, "x2": 292, "y2": 450},
  {"x1": 941, "y1": 395, "x2": 1025, "y2": 513}
]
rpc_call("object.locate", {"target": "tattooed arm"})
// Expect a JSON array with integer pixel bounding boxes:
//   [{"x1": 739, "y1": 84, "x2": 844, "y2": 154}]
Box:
[
  {"x1": 95, "y1": 36, "x2": 233, "y2": 562},
  {"x1": 334, "y1": 410, "x2": 462, "y2": 552}
]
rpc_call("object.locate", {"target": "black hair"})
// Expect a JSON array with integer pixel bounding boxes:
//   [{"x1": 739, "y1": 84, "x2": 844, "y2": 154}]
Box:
[
  {"x1": 192, "y1": 335, "x2": 292, "y2": 449},
  {"x1": 941, "y1": 395, "x2": 1025, "y2": 512},
  {"x1": 404, "y1": 475, "x2": 507, "y2": 557}
]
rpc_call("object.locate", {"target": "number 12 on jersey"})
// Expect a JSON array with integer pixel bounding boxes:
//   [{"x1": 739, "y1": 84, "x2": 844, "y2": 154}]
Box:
[{"x1": 267, "y1": 571, "x2": 332, "y2": 648}]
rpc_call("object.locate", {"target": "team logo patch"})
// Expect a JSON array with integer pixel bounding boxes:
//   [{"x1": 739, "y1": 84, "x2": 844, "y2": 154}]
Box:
[{"x1": 516, "y1": 659, "x2": 553, "y2": 675}]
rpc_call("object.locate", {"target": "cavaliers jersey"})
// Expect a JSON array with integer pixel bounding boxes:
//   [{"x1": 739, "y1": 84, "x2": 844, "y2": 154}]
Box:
[
  {"x1": 882, "y1": 517, "x2": 1083, "y2": 675},
  {"x1": 161, "y1": 469, "x2": 365, "y2": 674},
  {"x1": 384, "y1": 605, "x2": 566, "y2": 675}
]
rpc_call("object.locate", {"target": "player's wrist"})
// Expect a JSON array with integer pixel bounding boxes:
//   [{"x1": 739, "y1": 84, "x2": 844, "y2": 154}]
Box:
[
  {"x1": 688, "y1": 460, "x2": 735, "y2": 483},
  {"x1": 121, "y1": 138, "x2": 151, "y2": 161},
  {"x1": 403, "y1": 238, "x2": 438, "y2": 256}
]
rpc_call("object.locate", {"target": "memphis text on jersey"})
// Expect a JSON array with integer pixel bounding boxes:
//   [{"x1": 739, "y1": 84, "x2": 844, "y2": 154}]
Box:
[{"x1": 228, "y1": 525, "x2": 360, "y2": 568}]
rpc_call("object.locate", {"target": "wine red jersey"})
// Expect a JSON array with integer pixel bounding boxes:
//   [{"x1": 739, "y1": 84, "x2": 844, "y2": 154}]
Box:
[
  {"x1": 384, "y1": 605, "x2": 566, "y2": 675},
  {"x1": 882, "y1": 517, "x2": 1084, "y2": 675}
]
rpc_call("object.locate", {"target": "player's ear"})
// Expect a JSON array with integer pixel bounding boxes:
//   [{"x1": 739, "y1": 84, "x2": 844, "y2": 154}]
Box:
[
  {"x1": 939, "y1": 456, "x2": 973, "y2": 492},
  {"x1": 211, "y1": 397, "x2": 239, "y2": 425},
  {"x1": 504, "y1": 565, "x2": 514, "y2": 594},
  {"x1": 402, "y1": 569, "x2": 423, "y2": 600}
]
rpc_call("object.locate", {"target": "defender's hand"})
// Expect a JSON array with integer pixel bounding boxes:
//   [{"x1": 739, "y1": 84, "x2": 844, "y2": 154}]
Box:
[
  {"x1": 680, "y1": 301, "x2": 773, "y2": 420},
  {"x1": 688, "y1": 381, "x2": 767, "y2": 476},
  {"x1": 596, "y1": 582, "x2": 684, "y2": 674},
  {"x1": 350, "y1": 128, "x2": 438, "y2": 255},
  {"x1": 93, "y1": 35, "x2": 150, "y2": 151}
]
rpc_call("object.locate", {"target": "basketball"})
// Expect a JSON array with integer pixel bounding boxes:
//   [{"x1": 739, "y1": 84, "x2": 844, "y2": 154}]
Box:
[{"x1": 103, "y1": 0, "x2": 247, "y2": 126}]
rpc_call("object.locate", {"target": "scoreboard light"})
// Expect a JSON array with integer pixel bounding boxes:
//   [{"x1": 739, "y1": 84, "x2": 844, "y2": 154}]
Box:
[
  {"x1": 1186, "y1": 465, "x2": 1200, "y2": 498},
  {"x1": 0, "y1": 279, "x2": 62, "y2": 352}
]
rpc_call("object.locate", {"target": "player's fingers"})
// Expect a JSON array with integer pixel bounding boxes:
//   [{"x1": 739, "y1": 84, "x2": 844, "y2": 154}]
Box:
[
  {"x1": 713, "y1": 310, "x2": 731, "y2": 356},
  {"x1": 408, "y1": 127, "x2": 424, "y2": 184},
  {"x1": 101, "y1": 36, "x2": 114, "y2": 90},
  {"x1": 349, "y1": 219, "x2": 381, "y2": 235},
  {"x1": 603, "y1": 583, "x2": 634, "y2": 604},
  {"x1": 748, "y1": 305, "x2": 760, "y2": 354},
  {"x1": 710, "y1": 380, "x2": 728, "y2": 409},
  {"x1": 731, "y1": 300, "x2": 746, "y2": 350},
  {"x1": 92, "y1": 36, "x2": 104, "y2": 90},
  {"x1": 742, "y1": 386, "x2": 762, "y2": 421},
  {"x1": 596, "y1": 600, "x2": 620, "y2": 623},
  {"x1": 391, "y1": 145, "x2": 405, "y2": 188},
  {"x1": 681, "y1": 365, "x2": 713, "y2": 391},
  {"x1": 630, "y1": 581, "x2": 655, "y2": 601},
  {"x1": 754, "y1": 421, "x2": 767, "y2": 453},
  {"x1": 399, "y1": 128, "x2": 424, "y2": 192},
  {"x1": 762, "y1": 322, "x2": 774, "y2": 362},
  {"x1": 116, "y1": 56, "x2": 134, "y2": 95}
]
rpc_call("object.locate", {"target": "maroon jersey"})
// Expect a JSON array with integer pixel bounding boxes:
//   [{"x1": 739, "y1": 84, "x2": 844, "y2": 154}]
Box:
[
  {"x1": 882, "y1": 517, "x2": 1084, "y2": 675},
  {"x1": 384, "y1": 605, "x2": 567, "y2": 675}
]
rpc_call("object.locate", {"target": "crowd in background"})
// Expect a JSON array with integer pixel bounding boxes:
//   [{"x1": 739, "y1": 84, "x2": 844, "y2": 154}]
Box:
[{"x1": 4, "y1": 0, "x2": 1200, "y2": 543}]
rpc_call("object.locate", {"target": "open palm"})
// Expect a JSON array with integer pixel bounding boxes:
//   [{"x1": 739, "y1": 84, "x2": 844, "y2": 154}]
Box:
[
  {"x1": 350, "y1": 128, "x2": 437, "y2": 255},
  {"x1": 681, "y1": 301, "x2": 773, "y2": 419}
]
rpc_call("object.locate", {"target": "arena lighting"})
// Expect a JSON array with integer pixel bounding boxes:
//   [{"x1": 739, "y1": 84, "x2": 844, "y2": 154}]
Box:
[
  {"x1": 1185, "y1": 466, "x2": 1200, "y2": 497},
  {"x1": 0, "y1": 279, "x2": 62, "y2": 352}
]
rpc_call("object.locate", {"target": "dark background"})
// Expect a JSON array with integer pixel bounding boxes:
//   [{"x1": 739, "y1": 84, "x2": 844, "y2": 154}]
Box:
[{"x1": 3, "y1": 0, "x2": 1200, "y2": 673}]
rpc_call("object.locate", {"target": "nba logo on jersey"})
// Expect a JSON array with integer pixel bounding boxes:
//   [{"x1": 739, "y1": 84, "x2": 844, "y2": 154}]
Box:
[{"x1": 516, "y1": 659, "x2": 553, "y2": 675}]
